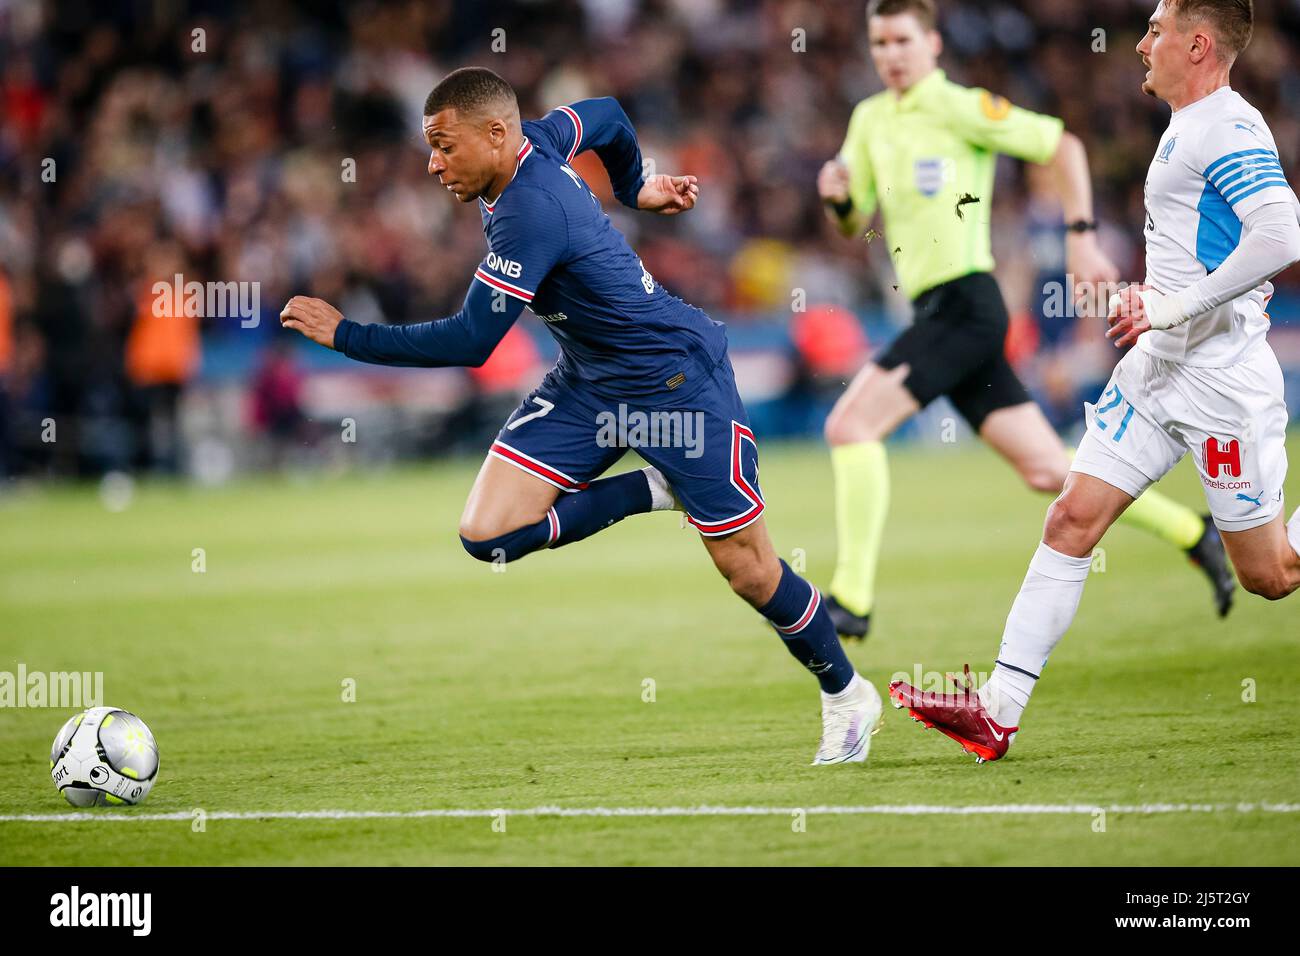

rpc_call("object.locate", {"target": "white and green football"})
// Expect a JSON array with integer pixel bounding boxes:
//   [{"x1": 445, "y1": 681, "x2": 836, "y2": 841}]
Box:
[{"x1": 50, "y1": 707, "x2": 159, "y2": 807}]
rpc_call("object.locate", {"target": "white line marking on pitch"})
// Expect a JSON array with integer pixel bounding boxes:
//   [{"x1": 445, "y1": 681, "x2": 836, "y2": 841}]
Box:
[{"x1": 1, "y1": 803, "x2": 1298, "y2": 823}]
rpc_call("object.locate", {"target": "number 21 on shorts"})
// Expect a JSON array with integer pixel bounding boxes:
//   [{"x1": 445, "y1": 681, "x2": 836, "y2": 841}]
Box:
[{"x1": 1093, "y1": 385, "x2": 1135, "y2": 443}]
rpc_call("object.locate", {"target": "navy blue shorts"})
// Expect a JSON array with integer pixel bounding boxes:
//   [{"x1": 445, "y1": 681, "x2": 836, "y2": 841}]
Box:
[{"x1": 490, "y1": 355, "x2": 765, "y2": 537}]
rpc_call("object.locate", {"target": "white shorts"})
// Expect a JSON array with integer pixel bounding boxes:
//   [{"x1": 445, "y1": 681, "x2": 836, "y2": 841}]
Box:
[{"x1": 1071, "y1": 342, "x2": 1289, "y2": 532}]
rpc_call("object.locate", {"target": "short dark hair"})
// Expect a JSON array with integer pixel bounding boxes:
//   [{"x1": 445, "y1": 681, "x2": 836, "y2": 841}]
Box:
[
  {"x1": 423, "y1": 67, "x2": 518, "y2": 119},
  {"x1": 866, "y1": 0, "x2": 938, "y2": 31},
  {"x1": 1166, "y1": 0, "x2": 1253, "y2": 60}
]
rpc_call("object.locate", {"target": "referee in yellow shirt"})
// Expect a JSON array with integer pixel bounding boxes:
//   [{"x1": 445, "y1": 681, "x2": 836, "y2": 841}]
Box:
[{"x1": 818, "y1": 0, "x2": 1234, "y2": 639}]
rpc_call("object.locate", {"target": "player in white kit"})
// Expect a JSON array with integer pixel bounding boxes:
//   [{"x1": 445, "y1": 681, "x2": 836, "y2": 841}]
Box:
[{"x1": 889, "y1": 0, "x2": 1300, "y2": 761}]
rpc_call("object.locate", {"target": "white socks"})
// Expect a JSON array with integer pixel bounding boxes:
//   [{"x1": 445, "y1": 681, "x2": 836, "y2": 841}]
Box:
[
  {"x1": 982, "y1": 542, "x2": 1093, "y2": 728},
  {"x1": 643, "y1": 466, "x2": 677, "y2": 512},
  {"x1": 822, "y1": 672, "x2": 865, "y2": 705},
  {"x1": 979, "y1": 675, "x2": 1032, "y2": 728},
  {"x1": 981, "y1": 512, "x2": 1299, "y2": 730}
]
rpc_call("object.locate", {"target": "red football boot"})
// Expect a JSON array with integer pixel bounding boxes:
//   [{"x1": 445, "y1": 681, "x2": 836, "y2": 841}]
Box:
[{"x1": 888, "y1": 665, "x2": 1017, "y2": 763}]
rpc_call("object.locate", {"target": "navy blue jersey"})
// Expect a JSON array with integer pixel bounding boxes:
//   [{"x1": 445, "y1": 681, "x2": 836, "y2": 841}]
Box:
[
  {"x1": 474, "y1": 101, "x2": 727, "y2": 398},
  {"x1": 334, "y1": 98, "x2": 728, "y2": 405}
]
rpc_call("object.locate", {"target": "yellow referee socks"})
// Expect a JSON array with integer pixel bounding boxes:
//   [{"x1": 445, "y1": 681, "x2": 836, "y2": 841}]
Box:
[
  {"x1": 1117, "y1": 485, "x2": 1205, "y2": 550},
  {"x1": 828, "y1": 441, "x2": 889, "y2": 617}
]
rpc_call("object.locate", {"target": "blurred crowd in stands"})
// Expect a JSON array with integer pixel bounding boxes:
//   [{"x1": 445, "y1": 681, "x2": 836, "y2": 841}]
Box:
[{"x1": 2, "y1": 0, "x2": 1298, "y2": 480}]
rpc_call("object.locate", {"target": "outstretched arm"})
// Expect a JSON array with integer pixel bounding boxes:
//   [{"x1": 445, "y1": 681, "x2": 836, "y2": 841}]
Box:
[{"x1": 280, "y1": 279, "x2": 525, "y2": 368}]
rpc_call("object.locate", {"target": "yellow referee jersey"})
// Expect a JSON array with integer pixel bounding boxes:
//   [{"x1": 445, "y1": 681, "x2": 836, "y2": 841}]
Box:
[{"x1": 838, "y1": 68, "x2": 1064, "y2": 300}]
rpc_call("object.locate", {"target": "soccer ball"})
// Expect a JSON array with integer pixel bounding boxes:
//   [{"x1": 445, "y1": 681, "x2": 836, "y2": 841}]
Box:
[{"x1": 49, "y1": 707, "x2": 159, "y2": 807}]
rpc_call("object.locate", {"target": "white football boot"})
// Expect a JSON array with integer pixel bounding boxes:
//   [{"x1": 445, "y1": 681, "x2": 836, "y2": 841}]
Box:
[{"x1": 812, "y1": 673, "x2": 883, "y2": 765}]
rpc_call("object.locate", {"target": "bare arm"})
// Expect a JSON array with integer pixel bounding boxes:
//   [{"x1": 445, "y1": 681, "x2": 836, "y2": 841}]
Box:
[{"x1": 1045, "y1": 131, "x2": 1119, "y2": 315}]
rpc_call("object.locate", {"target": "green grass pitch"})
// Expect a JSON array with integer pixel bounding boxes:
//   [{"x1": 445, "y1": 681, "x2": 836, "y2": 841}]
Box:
[{"x1": 1, "y1": 437, "x2": 1296, "y2": 865}]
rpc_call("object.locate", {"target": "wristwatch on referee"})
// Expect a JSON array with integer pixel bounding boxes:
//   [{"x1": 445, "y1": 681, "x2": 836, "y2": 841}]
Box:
[{"x1": 1065, "y1": 219, "x2": 1098, "y2": 234}]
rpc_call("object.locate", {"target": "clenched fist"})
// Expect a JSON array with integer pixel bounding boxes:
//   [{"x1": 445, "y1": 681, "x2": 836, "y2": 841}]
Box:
[
  {"x1": 817, "y1": 159, "x2": 851, "y2": 205},
  {"x1": 1105, "y1": 284, "x2": 1152, "y2": 349},
  {"x1": 280, "y1": 296, "x2": 343, "y2": 349},
  {"x1": 637, "y1": 174, "x2": 700, "y2": 215}
]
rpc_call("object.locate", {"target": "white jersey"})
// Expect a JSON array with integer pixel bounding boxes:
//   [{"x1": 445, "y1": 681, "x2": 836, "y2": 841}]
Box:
[{"x1": 1140, "y1": 86, "x2": 1296, "y2": 367}]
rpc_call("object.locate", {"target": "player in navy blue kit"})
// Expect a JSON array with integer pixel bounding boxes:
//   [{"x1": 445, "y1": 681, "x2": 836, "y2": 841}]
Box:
[{"x1": 280, "y1": 67, "x2": 881, "y2": 764}]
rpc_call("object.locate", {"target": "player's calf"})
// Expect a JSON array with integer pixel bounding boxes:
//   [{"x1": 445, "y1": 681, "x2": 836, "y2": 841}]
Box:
[
  {"x1": 714, "y1": 545, "x2": 780, "y2": 607},
  {"x1": 705, "y1": 525, "x2": 865, "y2": 704},
  {"x1": 1220, "y1": 509, "x2": 1300, "y2": 601},
  {"x1": 1239, "y1": 572, "x2": 1298, "y2": 601},
  {"x1": 1234, "y1": 564, "x2": 1300, "y2": 601}
]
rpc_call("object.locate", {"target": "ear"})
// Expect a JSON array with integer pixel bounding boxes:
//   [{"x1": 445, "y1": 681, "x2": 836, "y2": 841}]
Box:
[
  {"x1": 929, "y1": 29, "x2": 942, "y2": 58},
  {"x1": 1188, "y1": 27, "x2": 1213, "y2": 64},
  {"x1": 486, "y1": 117, "x2": 509, "y2": 147}
]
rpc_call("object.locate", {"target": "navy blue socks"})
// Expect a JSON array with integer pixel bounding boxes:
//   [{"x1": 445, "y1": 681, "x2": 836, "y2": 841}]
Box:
[
  {"x1": 758, "y1": 559, "x2": 855, "y2": 693},
  {"x1": 460, "y1": 469, "x2": 652, "y2": 563}
]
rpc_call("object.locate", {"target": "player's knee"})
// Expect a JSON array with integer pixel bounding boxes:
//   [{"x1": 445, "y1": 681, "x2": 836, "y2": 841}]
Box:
[
  {"x1": 457, "y1": 518, "x2": 521, "y2": 563},
  {"x1": 458, "y1": 531, "x2": 505, "y2": 563},
  {"x1": 1041, "y1": 495, "x2": 1098, "y2": 554},
  {"x1": 824, "y1": 401, "x2": 889, "y2": 446},
  {"x1": 458, "y1": 516, "x2": 497, "y2": 545},
  {"x1": 824, "y1": 402, "x2": 865, "y2": 446}
]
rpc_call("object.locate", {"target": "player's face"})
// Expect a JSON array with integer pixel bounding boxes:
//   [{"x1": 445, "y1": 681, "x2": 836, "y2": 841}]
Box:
[
  {"x1": 1136, "y1": 2, "x2": 1185, "y2": 100},
  {"x1": 868, "y1": 13, "x2": 940, "y2": 92},
  {"x1": 423, "y1": 109, "x2": 500, "y2": 203}
]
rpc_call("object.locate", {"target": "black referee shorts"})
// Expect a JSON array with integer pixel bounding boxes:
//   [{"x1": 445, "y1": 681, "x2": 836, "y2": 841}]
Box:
[{"x1": 876, "y1": 271, "x2": 1031, "y2": 431}]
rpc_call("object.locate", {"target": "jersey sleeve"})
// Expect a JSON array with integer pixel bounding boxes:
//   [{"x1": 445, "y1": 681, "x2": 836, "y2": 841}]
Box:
[
  {"x1": 529, "y1": 98, "x2": 646, "y2": 208},
  {"x1": 473, "y1": 185, "x2": 568, "y2": 306},
  {"x1": 1196, "y1": 121, "x2": 1294, "y2": 219},
  {"x1": 944, "y1": 86, "x2": 1064, "y2": 164},
  {"x1": 837, "y1": 101, "x2": 879, "y2": 220},
  {"x1": 334, "y1": 279, "x2": 525, "y2": 368}
]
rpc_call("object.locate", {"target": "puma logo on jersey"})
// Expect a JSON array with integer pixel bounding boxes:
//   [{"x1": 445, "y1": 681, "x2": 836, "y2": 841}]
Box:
[{"x1": 484, "y1": 251, "x2": 522, "y2": 278}]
